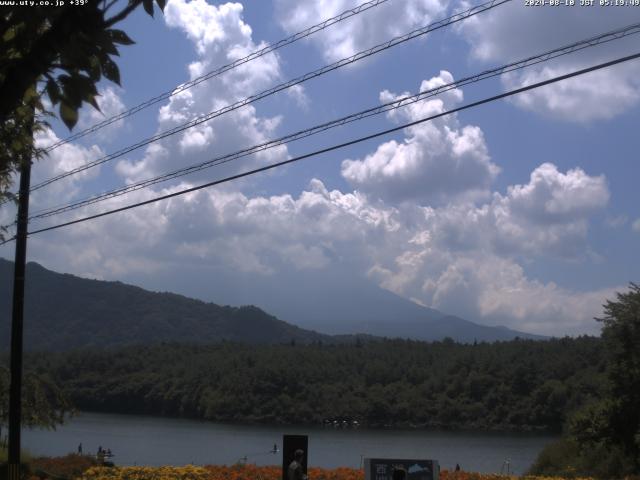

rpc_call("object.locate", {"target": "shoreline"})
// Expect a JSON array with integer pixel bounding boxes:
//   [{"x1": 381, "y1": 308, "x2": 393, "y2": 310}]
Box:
[{"x1": 64, "y1": 409, "x2": 559, "y2": 435}]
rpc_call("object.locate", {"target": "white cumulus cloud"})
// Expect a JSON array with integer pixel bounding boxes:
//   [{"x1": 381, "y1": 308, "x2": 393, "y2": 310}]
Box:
[
  {"x1": 456, "y1": 3, "x2": 640, "y2": 121},
  {"x1": 414, "y1": 163, "x2": 609, "y2": 258},
  {"x1": 418, "y1": 255, "x2": 617, "y2": 336},
  {"x1": 20, "y1": 163, "x2": 614, "y2": 337},
  {"x1": 117, "y1": 0, "x2": 287, "y2": 184},
  {"x1": 30, "y1": 129, "x2": 105, "y2": 210},
  {"x1": 274, "y1": 0, "x2": 447, "y2": 62},
  {"x1": 341, "y1": 71, "x2": 500, "y2": 204},
  {"x1": 76, "y1": 86, "x2": 128, "y2": 141},
  {"x1": 501, "y1": 162, "x2": 609, "y2": 223}
]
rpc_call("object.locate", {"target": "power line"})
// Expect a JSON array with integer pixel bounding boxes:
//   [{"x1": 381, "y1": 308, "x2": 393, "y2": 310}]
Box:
[
  {"x1": 33, "y1": 0, "x2": 508, "y2": 190},
  {"x1": 29, "y1": 0, "x2": 511, "y2": 192},
  {"x1": 25, "y1": 22, "x2": 640, "y2": 222},
  {"x1": 44, "y1": 0, "x2": 393, "y2": 151},
  {"x1": 18, "y1": 51, "x2": 640, "y2": 239}
]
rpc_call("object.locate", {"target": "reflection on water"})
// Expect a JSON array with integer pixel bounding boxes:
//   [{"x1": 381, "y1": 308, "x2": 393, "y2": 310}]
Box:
[{"x1": 23, "y1": 412, "x2": 556, "y2": 474}]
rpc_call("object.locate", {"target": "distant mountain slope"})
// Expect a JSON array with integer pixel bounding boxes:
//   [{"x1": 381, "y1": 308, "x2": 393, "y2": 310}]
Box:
[
  {"x1": 0, "y1": 259, "x2": 330, "y2": 351},
  {"x1": 224, "y1": 268, "x2": 547, "y2": 342},
  {"x1": 0, "y1": 259, "x2": 544, "y2": 351}
]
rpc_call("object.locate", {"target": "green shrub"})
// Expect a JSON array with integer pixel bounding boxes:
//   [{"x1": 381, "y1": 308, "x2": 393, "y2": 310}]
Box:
[
  {"x1": 528, "y1": 438, "x2": 582, "y2": 478},
  {"x1": 529, "y1": 437, "x2": 637, "y2": 479}
]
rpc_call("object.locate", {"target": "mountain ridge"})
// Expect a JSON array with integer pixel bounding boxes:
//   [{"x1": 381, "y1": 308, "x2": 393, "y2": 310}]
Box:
[
  {"x1": 0, "y1": 258, "x2": 544, "y2": 350},
  {"x1": 0, "y1": 259, "x2": 331, "y2": 350},
  {"x1": 230, "y1": 267, "x2": 547, "y2": 342}
]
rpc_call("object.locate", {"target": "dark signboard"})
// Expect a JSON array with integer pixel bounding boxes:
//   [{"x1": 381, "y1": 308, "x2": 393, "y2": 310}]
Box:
[
  {"x1": 364, "y1": 458, "x2": 439, "y2": 480},
  {"x1": 282, "y1": 434, "x2": 308, "y2": 480}
]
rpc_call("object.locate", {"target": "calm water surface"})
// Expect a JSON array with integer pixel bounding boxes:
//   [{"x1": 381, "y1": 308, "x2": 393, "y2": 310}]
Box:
[{"x1": 23, "y1": 412, "x2": 556, "y2": 474}]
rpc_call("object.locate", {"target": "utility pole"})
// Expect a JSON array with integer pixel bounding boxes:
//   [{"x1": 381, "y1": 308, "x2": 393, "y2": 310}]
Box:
[{"x1": 7, "y1": 133, "x2": 33, "y2": 480}]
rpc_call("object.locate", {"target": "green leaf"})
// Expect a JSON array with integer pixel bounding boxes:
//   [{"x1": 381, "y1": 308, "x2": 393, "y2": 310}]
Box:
[
  {"x1": 3, "y1": 26, "x2": 17, "y2": 42},
  {"x1": 11, "y1": 140, "x2": 23, "y2": 152},
  {"x1": 23, "y1": 84, "x2": 38, "y2": 103},
  {"x1": 45, "y1": 79, "x2": 61, "y2": 105},
  {"x1": 101, "y1": 56, "x2": 121, "y2": 85},
  {"x1": 59, "y1": 42, "x2": 87, "y2": 68},
  {"x1": 59, "y1": 73, "x2": 98, "y2": 108},
  {"x1": 142, "y1": 0, "x2": 154, "y2": 16},
  {"x1": 92, "y1": 30, "x2": 120, "y2": 57},
  {"x1": 155, "y1": 0, "x2": 166, "y2": 11},
  {"x1": 86, "y1": 93, "x2": 101, "y2": 112},
  {"x1": 88, "y1": 56, "x2": 101, "y2": 82},
  {"x1": 60, "y1": 102, "x2": 79, "y2": 130},
  {"x1": 108, "y1": 29, "x2": 135, "y2": 46},
  {"x1": 99, "y1": 39, "x2": 120, "y2": 57}
]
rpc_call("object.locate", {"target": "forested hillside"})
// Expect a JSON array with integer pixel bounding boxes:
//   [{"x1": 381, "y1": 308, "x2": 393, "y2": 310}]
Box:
[
  {"x1": 28, "y1": 336, "x2": 605, "y2": 431},
  {"x1": 0, "y1": 259, "x2": 330, "y2": 349}
]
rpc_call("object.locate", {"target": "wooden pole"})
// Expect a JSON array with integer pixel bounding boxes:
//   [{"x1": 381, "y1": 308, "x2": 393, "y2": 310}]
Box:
[{"x1": 8, "y1": 143, "x2": 32, "y2": 480}]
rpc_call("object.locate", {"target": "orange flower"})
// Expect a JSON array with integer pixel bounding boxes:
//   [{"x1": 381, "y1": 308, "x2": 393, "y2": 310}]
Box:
[{"x1": 22, "y1": 456, "x2": 600, "y2": 480}]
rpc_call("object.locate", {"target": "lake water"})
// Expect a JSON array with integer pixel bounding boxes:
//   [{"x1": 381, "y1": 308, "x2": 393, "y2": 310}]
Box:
[{"x1": 22, "y1": 412, "x2": 557, "y2": 475}]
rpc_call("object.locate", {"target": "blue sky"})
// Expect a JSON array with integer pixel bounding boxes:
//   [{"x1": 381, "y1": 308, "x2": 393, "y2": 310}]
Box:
[{"x1": 1, "y1": 0, "x2": 639, "y2": 336}]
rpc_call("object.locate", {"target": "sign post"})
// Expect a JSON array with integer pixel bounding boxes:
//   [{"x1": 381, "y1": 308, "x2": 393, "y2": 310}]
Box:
[
  {"x1": 364, "y1": 458, "x2": 440, "y2": 480},
  {"x1": 282, "y1": 434, "x2": 308, "y2": 480}
]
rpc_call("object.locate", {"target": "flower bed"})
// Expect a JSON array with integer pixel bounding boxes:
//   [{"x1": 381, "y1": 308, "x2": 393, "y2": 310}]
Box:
[
  {"x1": 27, "y1": 454, "x2": 98, "y2": 480},
  {"x1": 76, "y1": 465, "x2": 597, "y2": 480}
]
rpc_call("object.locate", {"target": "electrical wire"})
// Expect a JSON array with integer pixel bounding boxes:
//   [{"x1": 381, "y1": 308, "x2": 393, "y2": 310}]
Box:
[
  {"x1": 29, "y1": 0, "x2": 511, "y2": 192},
  {"x1": 44, "y1": 0, "x2": 393, "y2": 151},
  {"x1": 24, "y1": 21, "x2": 640, "y2": 221},
  {"x1": 13, "y1": 51, "x2": 639, "y2": 240}
]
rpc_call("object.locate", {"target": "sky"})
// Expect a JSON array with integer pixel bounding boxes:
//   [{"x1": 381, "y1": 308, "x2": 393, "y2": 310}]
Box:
[{"x1": 1, "y1": 0, "x2": 639, "y2": 337}]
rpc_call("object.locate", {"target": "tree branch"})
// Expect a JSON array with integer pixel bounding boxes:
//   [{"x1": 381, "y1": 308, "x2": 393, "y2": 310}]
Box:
[
  {"x1": 104, "y1": 0, "x2": 141, "y2": 27},
  {"x1": 103, "y1": 0, "x2": 120, "y2": 13}
]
